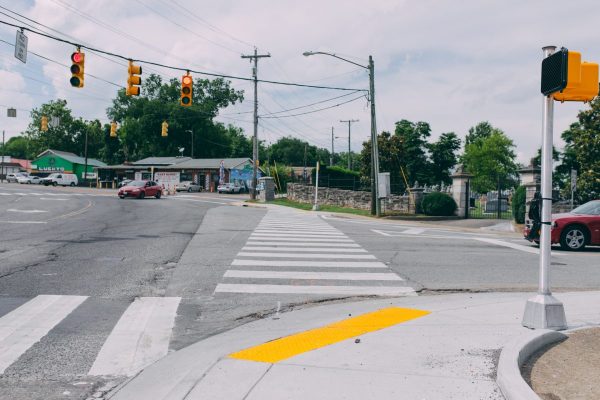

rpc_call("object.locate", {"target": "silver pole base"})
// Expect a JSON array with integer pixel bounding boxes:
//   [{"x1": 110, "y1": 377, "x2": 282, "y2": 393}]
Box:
[
  {"x1": 522, "y1": 294, "x2": 567, "y2": 330},
  {"x1": 312, "y1": 205, "x2": 320, "y2": 211}
]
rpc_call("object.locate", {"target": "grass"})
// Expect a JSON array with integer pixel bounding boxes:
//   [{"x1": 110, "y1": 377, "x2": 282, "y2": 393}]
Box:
[{"x1": 268, "y1": 198, "x2": 371, "y2": 216}]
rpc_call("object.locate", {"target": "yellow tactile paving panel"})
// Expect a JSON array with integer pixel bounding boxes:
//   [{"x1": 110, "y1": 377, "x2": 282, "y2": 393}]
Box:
[{"x1": 229, "y1": 307, "x2": 430, "y2": 363}]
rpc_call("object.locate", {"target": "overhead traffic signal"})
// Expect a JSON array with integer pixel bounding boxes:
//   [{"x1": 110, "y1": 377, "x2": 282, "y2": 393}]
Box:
[
  {"x1": 127, "y1": 61, "x2": 142, "y2": 96},
  {"x1": 180, "y1": 73, "x2": 193, "y2": 107},
  {"x1": 110, "y1": 121, "x2": 117, "y2": 137},
  {"x1": 70, "y1": 51, "x2": 85, "y2": 88},
  {"x1": 541, "y1": 48, "x2": 599, "y2": 102},
  {"x1": 41, "y1": 115, "x2": 48, "y2": 131},
  {"x1": 161, "y1": 121, "x2": 168, "y2": 137}
]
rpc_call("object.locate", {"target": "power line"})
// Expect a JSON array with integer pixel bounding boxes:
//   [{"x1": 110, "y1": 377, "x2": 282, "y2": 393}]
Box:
[
  {"x1": 259, "y1": 90, "x2": 362, "y2": 116},
  {"x1": 0, "y1": 19, "x2": 366, "y2": 92},
  {"x1": 260, "y1": 94, "x2": 367, "y2": 119}
]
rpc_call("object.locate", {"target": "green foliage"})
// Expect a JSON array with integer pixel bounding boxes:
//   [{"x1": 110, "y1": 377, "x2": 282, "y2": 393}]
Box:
[
  {"x1": 427, "y1": 132, "x2": 461, "y2": 185},
  {"x1": 512, "y1": 186, "x2": 526, "y2": 224},
  {"x1": 267, "y1": 136, "x2": 330, "y2": 166},
  {"x1": 421, "y1": 192, "x2": 457, "y2": 216},
  {"x1": 0, "y1": 136, "x2": 31, "y2": 159},
  {"x1": 267, "y1": 164, "x2": 293, "y2": 193},
  {"x1": 461, "y1": 126, "x2": 518, "y2": 193},
  {"x1": 464, "y1": 121, "x2": 497, "y2": 146}
]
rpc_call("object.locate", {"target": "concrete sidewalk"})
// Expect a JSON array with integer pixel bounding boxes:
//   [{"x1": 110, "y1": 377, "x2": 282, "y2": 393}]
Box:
[{"x1": 109, "y1": 291, "x2": 600, "y2": 400}]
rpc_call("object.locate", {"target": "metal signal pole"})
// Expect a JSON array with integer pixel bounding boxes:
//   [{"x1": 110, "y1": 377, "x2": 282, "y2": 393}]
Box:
[
  {"x1": 330, "y1": 127, "x2": 334, "y2": 166},
  {"x1": 242, "y1": 48, "x2": 270, "y2": 200}
]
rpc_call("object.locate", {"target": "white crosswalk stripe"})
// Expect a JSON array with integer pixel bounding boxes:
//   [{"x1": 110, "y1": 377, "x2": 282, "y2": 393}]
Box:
[
  {"x1": 88, "y1": 296, "x2": 181, "y2": 377},
  {"x1": 0, "y1": 295, "x2": 87, "y2": 374},
  {"x1": 0, "y1": 295, "x2": 181, "y2": 378},
  {"x1": 215, "y1": 210, "x2": 415, "y2": 296}
]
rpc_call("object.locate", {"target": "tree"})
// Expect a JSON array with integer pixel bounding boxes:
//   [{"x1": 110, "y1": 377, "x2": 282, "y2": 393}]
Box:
[
  {"x1": 392, "y1": 119, "x2": 433, "y2": 186},
  {"x1": 465, "y1": 121, "x2": 497, "y2": 146},
  {"x1": 428, "y1": 132, "x2": 461, "y2": 185},
  {"x1": 0, "y1": 136, "x2": 32, "y2": 159},
  {"x1": 559, "y1": 98, "x2": 600, "y2": 202},
  {"x1": 461, "y1": 129, "x2": 518, "y2": 193},
  {"x1": 267, "y1": 136, "x2": 330, "y2": 167}
]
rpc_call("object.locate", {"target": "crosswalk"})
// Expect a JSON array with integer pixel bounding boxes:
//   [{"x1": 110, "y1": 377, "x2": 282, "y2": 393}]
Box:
[
  {"x1": 0, "y1": 190, "x2": 106, "y2": 197},
  {"x1": 214, "y1": 209, "x2": 415, "y2": 296},
  {"x1": 0, "y1": 295, "x2": 181, "y2": 378}
]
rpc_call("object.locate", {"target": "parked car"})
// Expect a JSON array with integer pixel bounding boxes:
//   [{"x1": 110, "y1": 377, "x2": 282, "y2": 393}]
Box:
[
  {"x1": 6, "y1": 172, "x2": 29, "y2": 183},
  {"x1": 41, "y1": 173, "x2": 78, "y2": 186},
  {"x1": 524, "y1": 200, "x2": 600, "y2": 251},
  {"x1": 17, "y1": 175, "x2": 42, "y2": 184},
  {"x1": 176, "y1": 181, "x2": 202, "y2": 192},
  {"x1": 118, "y1": 180, "x2": 162, "y2": 199},
  {"x1": 117, "y1": 179, "x2": 132, "y2": 188},
  {"x1": 217, "y1": 183, "x2": 243, "y2": 194}
]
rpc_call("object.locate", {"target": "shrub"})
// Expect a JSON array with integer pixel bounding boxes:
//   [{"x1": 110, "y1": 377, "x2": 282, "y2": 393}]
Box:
[
  {"x1": 311, "y1": 165, "x2": 362, "y2": 191},
  {"x1": 512, "y1": 186, "x2": 526, "y2": 224},
  {"x1": 421, "y1": 192, "x2": 457, "y2": 216}
]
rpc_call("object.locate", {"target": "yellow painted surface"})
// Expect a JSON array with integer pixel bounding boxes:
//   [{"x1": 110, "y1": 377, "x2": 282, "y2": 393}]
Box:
[{"x1": 229, "y1": 307, "x2": 430, "y2": 363}]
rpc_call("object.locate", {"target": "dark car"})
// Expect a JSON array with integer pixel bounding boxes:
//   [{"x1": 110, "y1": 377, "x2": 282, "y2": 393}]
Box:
[
  {"x1": 524, "y1": 200, "x2": 600, "y2": 250},
  {"x1": 118, "y1": 180, "x2": 162, "y2": 199}
]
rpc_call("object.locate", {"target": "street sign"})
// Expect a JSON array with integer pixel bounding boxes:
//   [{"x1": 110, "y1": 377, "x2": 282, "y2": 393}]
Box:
[
  {"x1": 49, "y1": 116, "x2": 60, "y2": 128},
  {"x1": 6, "y1": 108, "x2": 16, "y2": 118},
  {"x1": 571, "y1": 169, "x2": 577, "y2": 191},
  {"x1": 14, "y1": 30, "x2": 28, "y2": 64}
]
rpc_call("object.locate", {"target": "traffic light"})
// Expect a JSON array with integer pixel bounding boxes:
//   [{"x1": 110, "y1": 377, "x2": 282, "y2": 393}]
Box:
[
  {"x1": 127, "y1": 61, "x2": 142, "y2": 96},
  {"x1": 541, "y1": 48, "x2": 599, "y2": 102},
  {"x1": 110, "y1": 121, "x2": 117, "y2": 137},
  {"x1": 180, "y1": 73, "x2": 193, "y2": 107},
  {"x1": 41, "y1": 115, "x2": 48, "y2": 131},
  {"x1": 70, "y1": 51, "x2": 85, "y2": 88},
  {"x1": 161, "y1": 121, "x2": 168, "y2": 137}
]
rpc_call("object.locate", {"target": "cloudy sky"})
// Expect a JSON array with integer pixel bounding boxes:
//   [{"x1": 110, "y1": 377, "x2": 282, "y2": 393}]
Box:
[{"x1": 1, "y1": 0, "x2": 599, "y2": 163}]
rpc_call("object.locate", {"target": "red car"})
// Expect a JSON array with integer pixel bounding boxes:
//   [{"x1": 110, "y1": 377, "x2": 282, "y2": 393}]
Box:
[
  {"x1": 118, "y1": 180, "x2": 162, "y2": 199},
  {"x1": 525, "y1": 200, "x2": 600, "y2": 250}
]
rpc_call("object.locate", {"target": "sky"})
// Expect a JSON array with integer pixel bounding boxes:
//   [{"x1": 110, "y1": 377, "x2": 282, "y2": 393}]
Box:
[{"x1": 1, "y1": 0, "x2": 599, "y2": 164}]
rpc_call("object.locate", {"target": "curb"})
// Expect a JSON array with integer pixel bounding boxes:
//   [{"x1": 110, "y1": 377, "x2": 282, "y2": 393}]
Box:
[{"x1": 496, "y1": 329, "x2": 567, "y2": 400}]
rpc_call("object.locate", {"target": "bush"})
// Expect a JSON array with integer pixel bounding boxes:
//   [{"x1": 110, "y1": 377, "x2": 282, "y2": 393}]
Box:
[
  {"x1": 421, "y1": 192, "x2": 457, "y2": 216},
  {"x1": 311, "y1": 165, "x2": 362, "y2": 191},
  {"x1": 512, "y1": 186, "x2": 526, "y2": 224}
]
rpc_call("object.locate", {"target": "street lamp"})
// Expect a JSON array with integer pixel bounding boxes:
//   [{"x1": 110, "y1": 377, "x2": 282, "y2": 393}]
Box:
[
  {"x1": 303, "y1": 51, "x2": 381, "y2": 216},
  {"x1": 185, "y1": 129, "x2": 194, "y2": 158}
]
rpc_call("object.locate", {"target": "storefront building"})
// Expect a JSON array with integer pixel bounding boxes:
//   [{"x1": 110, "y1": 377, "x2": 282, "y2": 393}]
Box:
[{"x1": 32, "y1": 149, "x2": 106, "y2": 180}]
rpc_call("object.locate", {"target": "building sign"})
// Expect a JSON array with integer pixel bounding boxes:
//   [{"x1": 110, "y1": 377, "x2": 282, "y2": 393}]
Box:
[
  {"x1": 154, "y1": 171, "x2": 180, "y2": 190},
  {"x1": 38, "y1": 166, "x2": 65, "y2": 172}
]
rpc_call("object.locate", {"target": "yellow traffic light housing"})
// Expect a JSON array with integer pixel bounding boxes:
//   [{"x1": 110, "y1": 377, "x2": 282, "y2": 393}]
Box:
[
  {"x1": 41, "y1": 115, "x2": 49, "y2": 131},
  {"x1": 127, "y1": 61, "x2": 142, "y2": 96},
  {"x1": 541, "y1": 48, "x2": 599, "y2": 102},
  {"x1": 553, "y1": 61, "x2": 599, "y2": 102},
  {"x1": 180, "y1": 73, "x2": 193, "y2": 107},
  {"x1": 110, "y1": 121, "x2": 117, "y2": 137},
  {"x1": 70, "y1": 51, "x2": 85, "y2": 88},
  {"x1": 161, "y1": 121, "x2": 168, "y2": 137}
]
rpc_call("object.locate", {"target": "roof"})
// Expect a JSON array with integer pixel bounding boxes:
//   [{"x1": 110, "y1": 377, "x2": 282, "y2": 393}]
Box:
[
  {"x1": 166, "y1": 158, "x2": 252, "y2": 170},
  {"x1": 36, "y1": 149, "x2": 107, "y2": 167},
  {"x1": 132, "y1": 157, "x2": 191, "y2": 166}
]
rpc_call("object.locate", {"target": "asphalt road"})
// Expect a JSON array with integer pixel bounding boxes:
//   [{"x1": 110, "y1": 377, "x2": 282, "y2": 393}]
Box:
[{"x1": 0, "y1": 183, "x2": 598, "y2": 400}]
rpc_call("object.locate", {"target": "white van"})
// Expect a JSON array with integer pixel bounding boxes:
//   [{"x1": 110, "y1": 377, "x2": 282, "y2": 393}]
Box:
[{"x1": 41, "y1": 173, "x2": 79, "y2": 187}]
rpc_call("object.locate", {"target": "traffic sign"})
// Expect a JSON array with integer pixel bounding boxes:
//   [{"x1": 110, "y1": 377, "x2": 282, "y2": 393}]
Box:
[
  {"x1": 571, "y1": 169, "x2": 577, "y2": 191},
  {"x1": 14, "y1": 30, "x2": 28, "y2": 64}
]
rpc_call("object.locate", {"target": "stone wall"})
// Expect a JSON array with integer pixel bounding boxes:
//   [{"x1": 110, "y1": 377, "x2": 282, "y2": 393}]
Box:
[{"x1": 287, "y1": 183, "x2": 413, "y2": 213}]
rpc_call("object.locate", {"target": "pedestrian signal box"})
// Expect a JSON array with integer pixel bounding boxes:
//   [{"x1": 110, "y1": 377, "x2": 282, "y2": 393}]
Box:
[{"x1": 541, "y1": 48, "x2": 599, "y2": 102}]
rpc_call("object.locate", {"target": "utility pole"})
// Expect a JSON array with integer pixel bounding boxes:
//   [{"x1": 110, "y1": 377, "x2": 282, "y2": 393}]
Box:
[
  {"x1": 340, "y1": 119, "x2": 358, "y2": 170},
  {"x1": 330, "y1": 127, "x2": 334, "y2": 166},
  {"x1": 83, "y1": 129, "x2": 88, "y2": 186},
  {"x1": 369, "y1": 56, "x2": 381, "y2": 217},
  {"x1": 241, "y1": 48, "x2": 270, "y2": 200},
  {"x1": 303, "y1": 143, "x2": 308, "y2": 183},
  {"x1": 1, "y1": 130, "x2": 4, "y2": 183}
]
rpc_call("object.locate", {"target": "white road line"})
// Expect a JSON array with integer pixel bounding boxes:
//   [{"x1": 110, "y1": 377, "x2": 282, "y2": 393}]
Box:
[
  {"x1": 232, "y1": 260, "x2": 388, "y2": 268},
  {"x1": 256, "y1": 227, "x2": 340, "y2": 233},
  {"x1": 245, "y1": 241, "x2": 360, "y2": 247},
  {"x1": 39, "y1": 198, "x2": 69, "y2": 201},
  {"x1": 371, "y1": 229, "x2": 392, "y2": 236},
  {"x1": 253, "y1": 230, "x2": 345, "y2": 236},
  {"x1": 248, "y1": 236, "x2": 353, "y2": 242},
  {"x1": 88, "y1": 297, "x2": 181, "y2": 377},
  {"x1": 6, "y1": 209, "x2": 48, "y2": 213},
  {"x1": 0, "y1": 295, "x2": 87, "y2": 373},
  {"x1": 214, "y1": 283, "x2": 415, "y2": 296},
  {"x1": 0, "y1": 220, "x2": 47, "y2": 224},
  {"x1": 170, "y1": 198, "x2": 230, "y2": 205},
  {"x1": 224, "y1": 270, "x2": 403, "y2": 281},
  {"x1": 403, "y1": 228, "x2": 426, "y2": 235},
  {"x1": 475, "y1": 237, "x2": 565, "y2": 256},
  {"x1": 250, "y1": 233, "x2": 349, "y2": 239},
  {"x1": 242, "y1": 246, "x2": 367, "y2": 252},
  {"x1": 236, "y1": 252, "x2": 376, "y2": 259}
]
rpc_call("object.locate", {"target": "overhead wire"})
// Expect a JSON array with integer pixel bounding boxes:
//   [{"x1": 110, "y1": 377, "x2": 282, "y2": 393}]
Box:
[{"x1": 260, "y1": 94, "x2": 367, "y2": 119}]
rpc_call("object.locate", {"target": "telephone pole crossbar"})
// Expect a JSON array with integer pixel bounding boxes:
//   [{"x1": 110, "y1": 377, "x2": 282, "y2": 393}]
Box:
[{"x1": 241, "y1": 48, "x2": 270, "y2": 200}]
